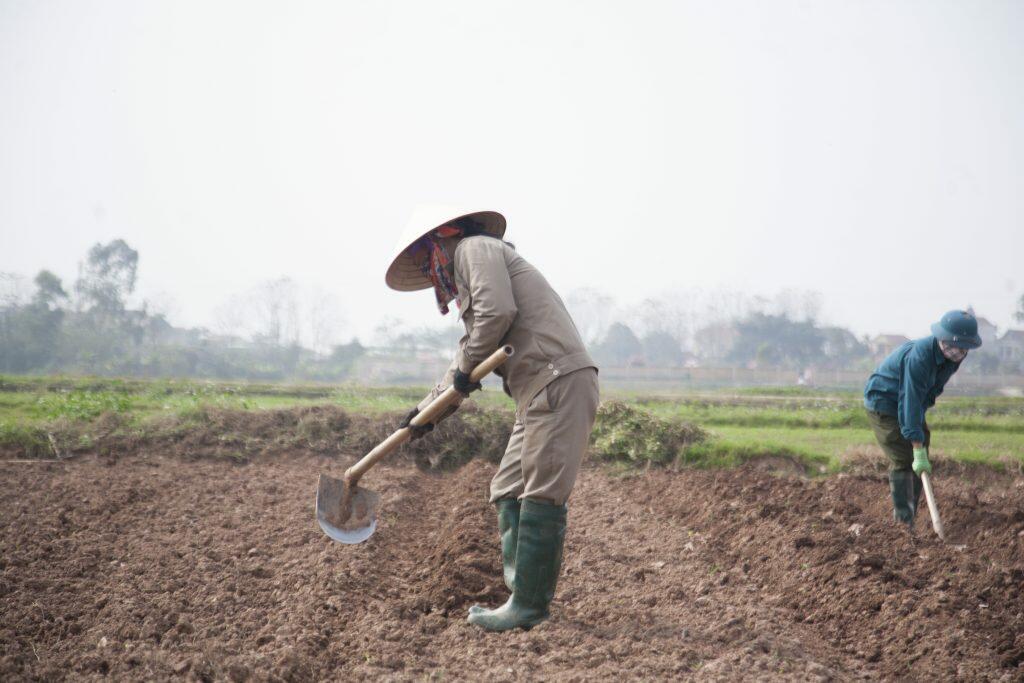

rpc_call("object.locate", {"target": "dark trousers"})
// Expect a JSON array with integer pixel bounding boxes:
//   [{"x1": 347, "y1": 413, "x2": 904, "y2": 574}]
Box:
[
  {"x1": 866, "y1": 409, "x2": 927, "y2": 523},
  {"x1": 866, "y1": 410, "x2": 930, "y2": 472}
]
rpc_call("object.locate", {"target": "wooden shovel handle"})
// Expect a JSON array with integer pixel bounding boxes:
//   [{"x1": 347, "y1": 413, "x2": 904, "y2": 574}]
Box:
[
  {"x1": 920, "y1": 471, "x2": 946, "y2": 541},
  {"x1": 343, "y1": 345, "x2": 514, "y2": 484}
]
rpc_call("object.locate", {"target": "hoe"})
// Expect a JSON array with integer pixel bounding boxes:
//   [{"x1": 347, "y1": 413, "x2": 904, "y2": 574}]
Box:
[
  {"x1": 920, "y1": 471, "x2": 946, "y2": 541},
  {"x1": 315, "y1": 345, "x2": 514, "y2": 544}
]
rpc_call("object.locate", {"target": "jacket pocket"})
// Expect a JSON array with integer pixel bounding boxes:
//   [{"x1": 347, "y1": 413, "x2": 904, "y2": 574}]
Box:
[{"x1": 527, "y1": 385, "x2": 551, "y2": 413}]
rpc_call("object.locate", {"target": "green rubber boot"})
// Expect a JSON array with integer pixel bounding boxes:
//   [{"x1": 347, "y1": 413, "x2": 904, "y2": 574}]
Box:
[
  {"x1": 889, "y1": 470, "x2": 916, "y2": 526},
  {"x1": 497, "y1": 498, "x2": 521, "y2": 591},
  {"x1": 467, "y1": 499, "x2": 566, "y2": 632},
  {"x1": 469, "y1": 499, "x2": 520, "y2": 618}
]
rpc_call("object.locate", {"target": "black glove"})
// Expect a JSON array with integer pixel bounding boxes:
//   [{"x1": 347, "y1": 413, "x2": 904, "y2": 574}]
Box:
[
  {"x1": 399, "y1": 407, "x2": 434, "y2": 441},
  {"x1": 453, "y1": 369, "x2": 482, "y2": 396}
]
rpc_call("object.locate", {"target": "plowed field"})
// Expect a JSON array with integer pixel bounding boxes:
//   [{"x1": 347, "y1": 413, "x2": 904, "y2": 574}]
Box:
[{"x1": 2, "y1": 451, "x2": 1023, "y2": 681}]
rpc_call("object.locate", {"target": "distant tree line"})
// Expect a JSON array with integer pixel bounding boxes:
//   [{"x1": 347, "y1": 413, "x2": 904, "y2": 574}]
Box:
[
  {"x1": 587, "y1": 314, "x2": 872, "y2": 371},
  {"x1": 573, "y1": 288, "x2": 1023, "y2": 374},
  {"x1": 567, "y1": 286, "x2": 866, "y2": 370},
  {"x1": 0, "y1": 240, "x2": 365, "y2": 380},
  {"x1": 2, "y1": 240, "x2": 1022, "y2": 380}
]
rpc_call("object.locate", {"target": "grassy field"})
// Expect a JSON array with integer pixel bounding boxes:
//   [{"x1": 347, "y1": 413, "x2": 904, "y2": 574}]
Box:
[
  {"x1": 631, "y1": 391, "x2": 1024, "y2": 469},
  {"x1": 1, "y1": 375, "x2": 1021, "y2": 471}
]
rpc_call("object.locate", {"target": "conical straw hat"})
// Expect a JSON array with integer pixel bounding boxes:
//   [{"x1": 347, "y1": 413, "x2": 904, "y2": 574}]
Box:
[{"x1": 385, "y1": 206, "x2": 506, "y2": 291}]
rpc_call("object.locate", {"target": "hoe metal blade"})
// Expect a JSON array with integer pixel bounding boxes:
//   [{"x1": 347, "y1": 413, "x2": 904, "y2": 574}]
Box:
[{"x1": 315, "y1": 473, "x2": 380, "y2": 544}]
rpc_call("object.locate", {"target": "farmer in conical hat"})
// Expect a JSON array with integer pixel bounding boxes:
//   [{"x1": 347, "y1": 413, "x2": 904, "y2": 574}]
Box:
[
  {"x1": 386, "y1": 206, "x2": 599, "y2": 631},
  {"x1": 864, "y1": 310, "x2": 981, "y2": 527}
]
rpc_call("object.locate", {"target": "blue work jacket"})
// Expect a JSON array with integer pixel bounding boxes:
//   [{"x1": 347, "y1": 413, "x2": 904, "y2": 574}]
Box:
[{"x1": 863, "y1": 336, "x2": 961, "y2": 443}]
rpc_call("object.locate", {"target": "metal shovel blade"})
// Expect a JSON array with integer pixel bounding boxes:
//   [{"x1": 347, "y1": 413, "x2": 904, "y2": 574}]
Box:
[{"x1": 315, "y1": 473, "x2": 380, "y2": 544}]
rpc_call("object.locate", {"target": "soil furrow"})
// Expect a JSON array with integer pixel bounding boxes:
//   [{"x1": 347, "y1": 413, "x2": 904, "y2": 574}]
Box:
[{"x1": 2, "y1": 453, "x2": 1022, "y2": 680}]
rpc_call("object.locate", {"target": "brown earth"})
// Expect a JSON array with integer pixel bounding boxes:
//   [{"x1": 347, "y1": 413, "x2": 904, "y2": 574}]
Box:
[{"x1": 2, "y1": 447, "x2": 1024, "y2": 681}]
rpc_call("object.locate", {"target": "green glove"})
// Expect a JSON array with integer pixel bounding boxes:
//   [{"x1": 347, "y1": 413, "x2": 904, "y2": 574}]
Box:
[{"x1": 912, "y1": 446, "x2": 932, "y2": 475}]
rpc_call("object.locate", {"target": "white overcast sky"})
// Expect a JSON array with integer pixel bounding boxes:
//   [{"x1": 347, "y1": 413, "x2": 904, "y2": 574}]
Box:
[{"x1": 2, "y1": 0, "x2": 1022, "y2": 344}]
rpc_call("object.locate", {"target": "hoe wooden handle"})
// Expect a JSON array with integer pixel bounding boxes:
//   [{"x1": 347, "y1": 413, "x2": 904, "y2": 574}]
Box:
[
  {"x1": 344, "y1": 345, "x2": 514, "y2": 484},
  {"x1": 920, "y1": 471, "x2": 946, "y2": 541}
]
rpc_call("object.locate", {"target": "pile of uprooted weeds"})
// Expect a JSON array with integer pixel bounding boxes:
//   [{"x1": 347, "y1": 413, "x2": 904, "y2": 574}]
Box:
[{"x1": 589, "y1": 400, "x2": 708, "y2": 466}]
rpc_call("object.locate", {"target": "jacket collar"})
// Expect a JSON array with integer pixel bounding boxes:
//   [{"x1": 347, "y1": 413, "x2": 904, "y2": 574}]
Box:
[{"x1": 932, "y1": 336, "x2": 962, "y2": 368}]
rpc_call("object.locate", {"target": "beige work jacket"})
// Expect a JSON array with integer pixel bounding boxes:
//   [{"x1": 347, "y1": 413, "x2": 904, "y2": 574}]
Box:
[{"x1": 420, "y1": 235, "x2": 596, "y2": 418}]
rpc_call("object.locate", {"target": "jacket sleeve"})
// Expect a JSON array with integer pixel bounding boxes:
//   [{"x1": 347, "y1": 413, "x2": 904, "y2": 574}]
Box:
[
  {"x1": 454, "y1": 239, "x2": 518, "y2": 374},
  {"x1": 897, "y1": 351, "x2": 931, "y2": 443}
]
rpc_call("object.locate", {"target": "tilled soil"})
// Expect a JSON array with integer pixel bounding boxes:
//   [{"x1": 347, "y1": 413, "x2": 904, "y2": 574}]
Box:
[{"x1": 2, "y1": 452, "x2": 1023, "y2": 681}]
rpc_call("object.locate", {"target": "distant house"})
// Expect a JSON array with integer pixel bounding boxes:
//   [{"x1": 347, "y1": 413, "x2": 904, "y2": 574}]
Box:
[
  {"x1": 974, "y1": 316, "x2": 999, "y2": 347},
  {"x1": 870, "y1": 334, "x2": 910, "y2": 359},
  {"x1": 204, "y1": 332, "x2": 253, "y2": 349},
  {"x1": 995, "y1": 330, "x2": 1024, "y2": 367}
]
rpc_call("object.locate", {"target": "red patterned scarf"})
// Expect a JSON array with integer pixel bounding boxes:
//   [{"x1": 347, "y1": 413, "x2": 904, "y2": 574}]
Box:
[{"x1": 413, "y1": 226, "x2": 462, "y2": 315}]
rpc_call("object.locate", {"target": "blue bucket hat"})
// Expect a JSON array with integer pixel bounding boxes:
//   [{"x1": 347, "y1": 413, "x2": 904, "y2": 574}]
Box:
[{"x1": 931, "y1": 310, "x2": 982, "y2": 349}]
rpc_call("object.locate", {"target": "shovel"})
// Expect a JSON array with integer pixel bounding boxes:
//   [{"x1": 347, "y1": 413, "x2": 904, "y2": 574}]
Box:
[
  {"x1": 920, "y1": 471, "x2": 946, "y2": 541},
  {"x1": 316, "y1": 345, "x2": 514, "y2": 544}
]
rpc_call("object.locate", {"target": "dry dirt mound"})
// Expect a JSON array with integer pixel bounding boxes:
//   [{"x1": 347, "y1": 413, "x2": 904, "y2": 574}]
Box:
[
  {"x1": 2, "y1": 449, "x2": 1023, "y2": 680},
  {"x1": 13, "y1": 404, "x2": 514, "y2": 471},
  {"x1": 641, "y1": 468, "x2": 1024, "y2": 680},
  {"x1": 405, "y1": 471, "x2": 505, "y2": 616}
]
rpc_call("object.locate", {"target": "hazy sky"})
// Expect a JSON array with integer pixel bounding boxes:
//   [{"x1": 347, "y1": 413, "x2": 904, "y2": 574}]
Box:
[{"x1": 2, "y1": 0, "x2": 1022, "y2": 345}]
